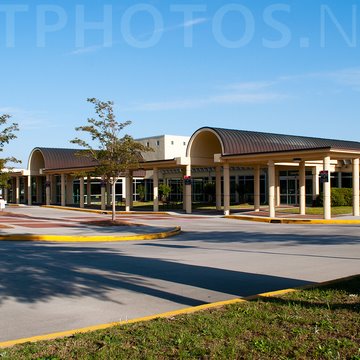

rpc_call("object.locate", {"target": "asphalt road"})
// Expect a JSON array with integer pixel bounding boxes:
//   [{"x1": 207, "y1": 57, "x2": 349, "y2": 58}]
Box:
[{"x1": 1, "y1": 207, "x2": 360, "y2": 342}]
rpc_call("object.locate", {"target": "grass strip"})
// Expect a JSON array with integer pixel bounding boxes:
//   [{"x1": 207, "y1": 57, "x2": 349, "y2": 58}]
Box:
[{"x1": 1, "y1": 276, "x2": 359, "y2": 359}]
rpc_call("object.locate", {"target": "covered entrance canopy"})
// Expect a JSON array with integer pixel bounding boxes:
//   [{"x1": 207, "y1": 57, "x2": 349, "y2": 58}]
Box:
[{"x1": 185, "y1": 127, "x2": 360, "y2": 219}]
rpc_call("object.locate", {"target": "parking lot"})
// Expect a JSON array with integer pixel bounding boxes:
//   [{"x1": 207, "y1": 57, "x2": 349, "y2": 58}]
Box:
[{"x1": 1, "y1": 207, "x2": 359, "y2": 342}]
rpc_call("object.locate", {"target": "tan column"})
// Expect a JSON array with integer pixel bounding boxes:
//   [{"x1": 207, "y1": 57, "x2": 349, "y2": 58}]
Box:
[
  {"x1": 50, "y1": 175, "x2": 57, "y2": 204},
  {"x1": 153, "y1": 168, "x2": 159, "y2": 212},
  {"x1": 216, "y1": 166, "x2": 222, "y2": 210},
  {"x1": 45, "y1": 175, "x2": 51, "y2": 205},
  {"x1": 66, "y1": 175, "x2": 73, "y2": 205},
  {"x1": 352, "y1": 158, "x2": 359, "y2": 217},
  {"x1": 80, "y1": 177, "x2": 85, "y2": 208},
  {"x1": 27, "y1": 175, "x2": 32, "y2": 205},
  {"x1": 61, "y1": 174, "x2": 66, "y2": 207},
  {"x1": 299, "y1": 161, "x2": 306, "y2": 215},
  {"x1": 15, "y1": 176, "x2": 20, "y2": 204},
  {"x1": 36, "y1": 177, "x2": 42, "y2": 203},
  {"x1": 254, "y1": 165, "x2": 260, "y2": 212},
  {"x1": 86, "y1": 176, "x2": 92, "y2": 205},
  {"x1": 125, "y1": 175, "x2": 131, "y2": 212},
  {"x1": 268, "y1": 161, "x2": 276, "y2": 218},
  {"x1": 101, "y1": 178, "x2": 106, "y2": 210},
  {"x1": 4, "y1": 186, "x2": 8, "y2": 202},
  {"x1": 323, "y1": 156, "x2": 331, "y2": 220},
  {"x1": 338, "y1": 171, "x2": 342, "y2": 188},
  {"x1": 312, "y1": 167, "x2": 320, "y2": 202},
  {"x1": 11, "y1": 178, "x2": 15, "y2": 203},
  {"x1": 129, "y1": 174, "x2": 134, "y2": 208},
  {"x1": 185, "y1": 164, "x2": 192, "y2": 214},
  {"x1": 275, "y1": 169, "x2": 280, "y2": 207},
  {"x1": 106, "y1": 182, "x2": 111, "y2": 206},
  {"x1": 223, "y1": 163, "x2": 230, "y2": 216},
  {"x1": 235, "y1": 175, "x2": 240, "y2": 204}
]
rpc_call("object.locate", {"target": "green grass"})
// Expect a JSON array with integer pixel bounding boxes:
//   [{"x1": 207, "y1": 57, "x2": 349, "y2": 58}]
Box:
[
  {"x1": 279, "y1": 206, "x2": 353, "y2": 216},
  {"x1": 1, "y1": 276, "x2": 360, "y2": 359}
]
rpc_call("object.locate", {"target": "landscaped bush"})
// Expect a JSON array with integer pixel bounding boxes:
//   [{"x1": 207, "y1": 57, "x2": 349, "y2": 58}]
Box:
[{"x1": 315, "y1": 188, "x2": 353, "y2": 207}]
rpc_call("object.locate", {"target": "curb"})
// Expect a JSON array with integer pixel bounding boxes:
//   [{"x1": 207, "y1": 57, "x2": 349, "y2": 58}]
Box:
[
  {"x1": 1, "y1": 274, "x2": 357, "y2": 349},
  {"x1": 0, "y1": 226, "x2": 181, "y2": 242},
  {"x1": 225, "y1": 215, "x2": 360, "y2": 225},
  {"x1": 41, "y1": 205, "x2": 170, "y2": 216}
]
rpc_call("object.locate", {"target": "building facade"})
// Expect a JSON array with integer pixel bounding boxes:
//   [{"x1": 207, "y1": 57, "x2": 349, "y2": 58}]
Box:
[{"x1": 2, "y1": 127, "x2": 360, "y2": 219}]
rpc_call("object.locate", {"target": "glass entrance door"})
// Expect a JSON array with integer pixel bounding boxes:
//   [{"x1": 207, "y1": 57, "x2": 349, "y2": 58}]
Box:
[{"x1": 280, "y1": 177, "x2": 298, "y2": 205}]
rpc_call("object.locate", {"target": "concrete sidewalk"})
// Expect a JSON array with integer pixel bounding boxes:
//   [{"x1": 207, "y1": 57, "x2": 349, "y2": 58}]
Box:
[{"x1": 0, "y1": 206, "x2": 178, "y2": 238}]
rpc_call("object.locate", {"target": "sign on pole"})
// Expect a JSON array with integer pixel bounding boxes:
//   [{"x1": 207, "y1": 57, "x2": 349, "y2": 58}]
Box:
[
  {"x1": 319, "y1": 170, "x2": 329, "y2": 183},
  {"x1": 183, "y1": 176, "x2": 192, "y2": 185}
]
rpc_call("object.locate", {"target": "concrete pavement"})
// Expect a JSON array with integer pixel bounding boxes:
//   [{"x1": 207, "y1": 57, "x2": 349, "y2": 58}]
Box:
[{"x1": 0, "y1": 206, "x2": 359, "y2": 342}]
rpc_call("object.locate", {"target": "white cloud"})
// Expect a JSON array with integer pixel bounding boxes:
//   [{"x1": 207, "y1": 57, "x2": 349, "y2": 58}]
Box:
[
  {"x1": 124, "y1": 81, "x2": 285, "y2": 112},
  {"x1": 0, "y1": 107, "x2": 58, "y2": 130},
  {"x1": 279, "y1": 67, "x2": 360, "y2": 91},
  {"x1": 141, "y1": 17, "x2": 208, "y2": 38}
]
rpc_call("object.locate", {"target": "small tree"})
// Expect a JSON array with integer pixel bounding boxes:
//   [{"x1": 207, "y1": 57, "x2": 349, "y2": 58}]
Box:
[
  {"x1": 137, "y1": 184, "x2": 146, "y2": 202},
  {"x1": 70, "y1": 98, "x2": 152, "y2": 221},
  {"x1": 159, "y1": 183, "x2": 172, "y2": 203},
  {"x1": 0, "y1": 114, "x2": 20, "y2": 188}
]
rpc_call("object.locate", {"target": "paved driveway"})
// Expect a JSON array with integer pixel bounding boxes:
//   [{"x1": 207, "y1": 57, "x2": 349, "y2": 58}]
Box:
[{"x1": 1, "y1": 207, "x2": 359, "y2": 342}]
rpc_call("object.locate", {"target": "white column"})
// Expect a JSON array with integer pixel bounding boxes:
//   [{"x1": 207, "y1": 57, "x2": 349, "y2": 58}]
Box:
[
  {"x1": 216, "y1": 166, "x2": 222, "y2": 210},
  {"x1": 299, "y1": 161, "x2": 306, "y2": 215},
  {"x1": 101, "y1": 178, "x2": 106, "y2": 210},
  {"x1": 80, "y1": 177, "x2": 85, "y2": 208},
  {"x1": 185, "y1": 164, "x2": 192, "y2": 214},
  {"x1": 61, "y1": 173, "x2": 66, "y2": 207},
  {"x1": 268, "y1": 161, "x2": 276, "y2": 218},
  {"x1": 323, "y1": 156, "x2": 331, "y2": 220},
  {"x1": 153, "y1": 168, "x2": 159, "y2": 212},
  {"x1": 352, "y1": 158, "x2": 359, "y2": 217},
  {"x1": 223, "y1": 163, "x2": 230, "y2": 216},
  {"x1": 15, "y1": 176, "x2": 20, "y2": 204},
  {"x1": 45, "y1": 175, "x2": 51, "y2": 205},
  {"x1": 312, "y1": 167, "x2": 320, "y2": 202},
  {"x1": 125, "y1": 175, "x2": 131, "y2": 212},
  {"x1": 86, "y1": 176, "x2": 92, "y2": 206},
  {"x1": 254, "y1": 165, "x2": 261, "y2": 212},
  {"x1": 27, "y1": 175, "x2": 32, "y2": 205}
]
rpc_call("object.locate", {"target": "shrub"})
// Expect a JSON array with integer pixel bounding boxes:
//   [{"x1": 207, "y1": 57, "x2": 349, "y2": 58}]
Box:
[{"x1": 315, "y1": 188, "x2": 353, "y2": 207}]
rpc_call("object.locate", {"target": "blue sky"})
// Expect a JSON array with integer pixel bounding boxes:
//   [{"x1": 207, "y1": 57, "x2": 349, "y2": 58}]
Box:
[{"x1": 1, "y1": 0, "x2": 360, "y2": 164}]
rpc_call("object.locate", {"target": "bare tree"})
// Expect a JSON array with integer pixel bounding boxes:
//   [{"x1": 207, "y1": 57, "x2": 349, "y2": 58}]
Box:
[{"x1": 71, "y1": 98, "x2": 152, "y2": 221}]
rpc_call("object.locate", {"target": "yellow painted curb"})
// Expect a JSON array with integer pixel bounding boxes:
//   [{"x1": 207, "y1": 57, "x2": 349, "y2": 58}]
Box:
[
  {"x1": 225, "y1": 215, "x2": 360, "y2": 225},
  {"x1": 0, "y1": 273, "x2": 358, "y2": 349},
  {"x1": 41, "y1": 205, "x2": 170, "y2": 216},
  {"x1": 0, "y1": 298, "x2": 248, "y2": 349},
  {"x1": 0, "y1": 226, "x2": 181, "y2": 242}
]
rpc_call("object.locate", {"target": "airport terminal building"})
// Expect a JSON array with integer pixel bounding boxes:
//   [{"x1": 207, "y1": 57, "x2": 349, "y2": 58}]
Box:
[{"x1": 3, "y1": 127, "x2": 360, "y2": 220}]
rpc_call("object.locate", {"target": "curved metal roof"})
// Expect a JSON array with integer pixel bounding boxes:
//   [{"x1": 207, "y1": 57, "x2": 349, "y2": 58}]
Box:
[
  {"x1": 31, "y1": 148, "x2": 98, "y2": 170},
  {"x1": 29, "y1": 148, "x2": 146, "y2": 177},
  {"x1": 195, "y1": 127, "x2": 360, "y2": 156}
]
